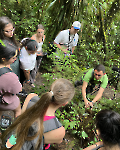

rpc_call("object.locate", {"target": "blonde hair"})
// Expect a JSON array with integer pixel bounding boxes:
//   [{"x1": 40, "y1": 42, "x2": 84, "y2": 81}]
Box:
[{"x1": 1, "y1": 78, "x2": 75, "y2": 150}]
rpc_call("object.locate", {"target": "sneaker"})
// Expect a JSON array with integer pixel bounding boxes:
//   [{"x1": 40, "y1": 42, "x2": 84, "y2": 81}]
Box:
[{"x1": 29, "y1": 83, "x2": 35, "y2": 88}]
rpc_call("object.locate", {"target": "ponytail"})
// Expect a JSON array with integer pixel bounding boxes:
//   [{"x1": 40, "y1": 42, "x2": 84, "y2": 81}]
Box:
[
  {"x1": 1, "y1": 78, "x2": 75, "y2": 150},
  {"x1": 1, "y1": 92, "x2": 53, "y2": 150}
]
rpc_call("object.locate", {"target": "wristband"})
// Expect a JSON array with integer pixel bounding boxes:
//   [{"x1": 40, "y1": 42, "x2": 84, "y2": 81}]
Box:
[{"x1": 92, "y1": 101, "x2": 94, "y2": 105}]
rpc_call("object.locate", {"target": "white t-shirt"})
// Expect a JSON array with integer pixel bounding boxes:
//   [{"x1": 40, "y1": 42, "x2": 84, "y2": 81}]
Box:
[
  {"x1": 19, "y1": 47, "x2": 36, "y2": 70},
  {"x1": 54, "y1": 29, "x2": 79, "y2": 50},
  {"x1": 34, "y1": 35, "x2": 44, "y2": 52}
]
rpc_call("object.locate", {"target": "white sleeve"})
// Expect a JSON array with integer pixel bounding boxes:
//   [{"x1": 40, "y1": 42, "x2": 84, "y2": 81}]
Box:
[
  {"x1": 20, "y1": 60, "x2": 32, "y2": 70},
  {"x1": 54, "y1": 31, "x2": 63, "y2": 44}
]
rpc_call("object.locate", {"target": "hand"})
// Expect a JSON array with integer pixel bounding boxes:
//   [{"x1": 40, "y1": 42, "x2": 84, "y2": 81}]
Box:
[
  {"x1": 62, "y1": 48, "x2": 68, "y2": 53},
  {"x1": 88, "y1": 101, "x2": 93, "y2": 110},
  {"x1": 84, "y1": 100, "x2": 89, "y2": 108},
  {"x1": 37, "y1": 52, "x2": 44, "y2": 56}
]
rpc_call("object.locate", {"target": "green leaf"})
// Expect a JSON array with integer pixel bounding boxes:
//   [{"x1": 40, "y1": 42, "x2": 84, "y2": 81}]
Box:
[
  {"x1": 82, "y1": 131, "x2": 88, "y2": 139},
  {"x1": 69, "y1": 121, "x2": 76, "y2": 129}
]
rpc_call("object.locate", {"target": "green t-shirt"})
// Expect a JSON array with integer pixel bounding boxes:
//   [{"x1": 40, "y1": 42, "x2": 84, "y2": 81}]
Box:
[{"x1": 83, "y1": 68, "x2": 108, "y2": 89}]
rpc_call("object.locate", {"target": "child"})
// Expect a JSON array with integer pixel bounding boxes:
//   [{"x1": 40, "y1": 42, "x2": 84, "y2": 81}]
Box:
[{"x1": 19, "y1": 38, "x2": 38, "y2": 87}]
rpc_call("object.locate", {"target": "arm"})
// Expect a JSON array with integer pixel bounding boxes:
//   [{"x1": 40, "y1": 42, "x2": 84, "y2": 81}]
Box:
[
  {"x1": 92, "y1": 87, "x2": 104, "y2": 103},
  {"x1": 53, "y1": 42, "x2": 68, "y2": 53},
  {"x1": 82, "y1": 81, "x2": 89, "y2": 108},
  {"x1": 44, "y1": 126, "x2": 65, "y2": 144},
  {"x1": 87, "y1": 87, "x2": 105, "y2": 109},
  {"x1": 31, "y1": 35, "x2": 36, "y2": 40},
  {"x1": 72, "y1": 46, "x2": 75, "y2": 53},
  {"x1": 21, "y1": 93, "x2": 38, "y2": 114},
  {"x1": 6, "y1": 139, "x2": 14, "y2": 148}
]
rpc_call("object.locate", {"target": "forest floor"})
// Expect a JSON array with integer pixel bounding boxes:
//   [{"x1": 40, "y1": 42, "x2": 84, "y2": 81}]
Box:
[{"x1": 0, "y1": 66, "x2": 120, "y2": 150}]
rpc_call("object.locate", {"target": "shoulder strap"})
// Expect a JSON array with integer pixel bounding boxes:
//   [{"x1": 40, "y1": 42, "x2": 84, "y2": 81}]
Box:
[
  {"x1": 43, "y1": 117, "x2": 62, "y2": 133},
  {"x1": 68, "y1": 30, "x2": 75, "y2": 53},
  {"x1": 0, "y1": 67, "x2": 12, "y2": 76}
]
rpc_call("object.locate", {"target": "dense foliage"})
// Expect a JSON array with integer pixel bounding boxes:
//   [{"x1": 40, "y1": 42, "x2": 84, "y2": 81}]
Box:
[{"x1": 1, "y1": 0, "x2": 120, "y2": 149}]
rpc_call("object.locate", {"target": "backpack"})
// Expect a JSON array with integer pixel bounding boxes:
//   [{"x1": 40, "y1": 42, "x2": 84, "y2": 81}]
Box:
[
  {"x1": 2, "y1": 117, "x2": 62, "y2": 150},
  {"x1": 0, "y1": 67, "x2": 12, "y2": 103}
]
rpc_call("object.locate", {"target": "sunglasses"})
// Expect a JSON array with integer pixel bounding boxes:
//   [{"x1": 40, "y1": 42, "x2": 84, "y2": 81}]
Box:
[
  {"x1": 94, "y1": 73, "x2": 101, "y2": 77},
  {"x1": 3, "y1": 27, "x2": 15, "y2": 34},
  {"x1": 74, "y1": 29, "x2": 80, "y2": 31}
]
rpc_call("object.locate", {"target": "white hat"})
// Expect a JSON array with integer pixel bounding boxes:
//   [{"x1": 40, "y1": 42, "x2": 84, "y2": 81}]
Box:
[{"x1": 72, "y1": 21, "x2": 81, "y2": 30}]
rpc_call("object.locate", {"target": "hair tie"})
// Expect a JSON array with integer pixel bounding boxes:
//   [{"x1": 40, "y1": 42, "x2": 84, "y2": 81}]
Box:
[{"x1": 50, "y1": 91, "x2": 54, "y2": 102}]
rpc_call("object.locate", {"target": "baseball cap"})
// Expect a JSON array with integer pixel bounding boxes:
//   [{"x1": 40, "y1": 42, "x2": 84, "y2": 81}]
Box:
[{"x1": 72, "y1": 21, "x2": 81, "y2": 30}]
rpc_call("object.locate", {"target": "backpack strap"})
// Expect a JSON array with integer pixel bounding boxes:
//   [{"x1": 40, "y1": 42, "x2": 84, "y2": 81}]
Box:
[
  {"x1": 68, "y1": 30, "x2": 75, "y2": 54},
  {"x1": 0, "y1": 67, "x2": 12, "y2": 76},
  {"x1": 43, "y1": 117, "x2": 62, "y2": 133}
]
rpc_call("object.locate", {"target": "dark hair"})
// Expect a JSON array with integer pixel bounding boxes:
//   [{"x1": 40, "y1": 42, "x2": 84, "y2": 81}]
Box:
[
  {"x1": 96, "y1": 109, "x2": 120, "y2": 146},
  {"x1": 36, "y1": 24, "x2": 44, "y2": 30},
  {"x1": 0, "y1": 40, "x2": 17, "y2": 64},
  {"x1": 0, "y1": 78, "x2": 75, "y2": 150},
  {"x1": 20, "y1": 38, "x2": 38, "y2": 51},
  {"x1": 0, "y1": 16, "x2": 18, "y2": 46},
  {"x1": 94, "y1": 64, "x2": 105, "y2": 73}
]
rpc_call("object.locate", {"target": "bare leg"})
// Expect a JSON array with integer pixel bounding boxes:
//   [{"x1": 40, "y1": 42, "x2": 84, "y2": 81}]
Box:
[{"x1": 13, "y1": 103, "x2": 21, "y2": 119}]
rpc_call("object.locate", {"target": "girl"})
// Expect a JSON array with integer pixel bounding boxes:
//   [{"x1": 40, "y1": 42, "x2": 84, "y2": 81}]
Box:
[
  {"x1": 0, "y1": 16, "x2": 20, "y2": 78},
  {"x1": 30, "y1": 24, "x2": 45, "y2": 84},
  {"x1": 0, "y1": 16, "x2": 27, "y2": 96},
  {"x1": 0, "y1": 40, "x2": 22, "y2": 119},
  {"x1": 83, "y1": 109, "x2": 120, "y2": 150},
  {"x1": 1, "y1": 78, "x2": 75, "y2": 150},
  {"x1": 19, "y1": 38, "x2": 38, "y2": 87}
]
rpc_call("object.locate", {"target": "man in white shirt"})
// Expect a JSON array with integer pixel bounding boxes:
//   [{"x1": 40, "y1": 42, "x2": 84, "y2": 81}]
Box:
[{"x1": 54, "y1": 21, "x2": 81, "y2": 55}]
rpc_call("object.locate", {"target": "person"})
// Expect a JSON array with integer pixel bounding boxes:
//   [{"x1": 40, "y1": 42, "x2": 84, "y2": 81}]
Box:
[
  {"x1": 0, "y1": 16, "x2": 27, "y2": 96},
  {"x1": 0, "y1": 40, "x2": 22, "y2": 119},
  {"x1": 0, "y1": 16, "x2": 20, "y2": 79},
  {"x1": 1, "y1": 78, "x2": 75, "y2": 150},
  {"x1": 81, "y1": 64, "x2": 108, "y2": 108},
  {"x1": 54, "y1": 21, "x2": 81, "y2": 55},
  {"x1": 31, "y1": 24, "x2": 45, "y2": 85},
  {"x1": 83, "y1": 109, "x2": 120, "y2": 150},
  {"x1": 19, "y1": 38, "x2": 38, "y2": 87}
]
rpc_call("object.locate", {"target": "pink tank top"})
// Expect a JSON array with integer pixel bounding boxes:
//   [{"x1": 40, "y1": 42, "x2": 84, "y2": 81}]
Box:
[{"x1": 44, "y1": 115, "x2": 55, "y2": 149}]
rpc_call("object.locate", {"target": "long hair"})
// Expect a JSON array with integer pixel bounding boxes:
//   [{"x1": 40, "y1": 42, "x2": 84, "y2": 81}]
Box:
[
  {"x1": 0, "y1": 40, "x2": 17, "y2": 64},
  {"x1": 96, "y1": 109, "x2": 120, "y2": 146},
  {"x1": 20, "y1": 38, "x2": 38, "y2": 52},
  {"x1": 0, "y1": 78, "x2": 75, "y2": 150},
  {"x1": 0, "y1": 16, "x2": 18, "y2": 46}
]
